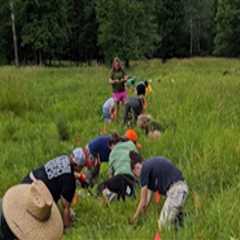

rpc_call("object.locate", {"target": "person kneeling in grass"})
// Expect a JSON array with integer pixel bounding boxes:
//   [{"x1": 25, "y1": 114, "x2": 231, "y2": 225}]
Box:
[
  {"x1": 137, "y1": 114, "x2": 163, "y2": 139},
  {"x1": 102, "y1": 97, "x2": 116, "y2": 124},
  {"x1": 98, "y1": 139, "x2": 140, "y2": 203},
  {"x1": 83, "y1": 133, "x2": 123, "y2": 185},
  {"x1": 21, "y1": 148, "x2": 95, "y2": 229},
  {"x1": 129, "y1": 156, "x2": 188, "y2": 230},
  {"x1": 123, "y1": 82, "x2": 147, "y2": 127}
]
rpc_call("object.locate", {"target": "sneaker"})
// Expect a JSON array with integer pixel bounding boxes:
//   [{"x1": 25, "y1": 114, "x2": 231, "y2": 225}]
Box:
[{"x1": 102, "y1": 188, "x2": 117, "y2": 203}]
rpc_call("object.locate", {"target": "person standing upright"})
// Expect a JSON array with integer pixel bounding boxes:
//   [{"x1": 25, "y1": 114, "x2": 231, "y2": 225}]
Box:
[{"x1": 109, "y1": 57, "x2": 128, "y2": 119}]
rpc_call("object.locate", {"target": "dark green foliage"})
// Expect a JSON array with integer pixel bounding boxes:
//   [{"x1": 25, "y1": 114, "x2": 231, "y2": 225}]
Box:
[
  {"x1": 0, "y1": 0, "x2": 239, "y2": 64},
  {"x1": 185, "y1": 0, "x2": 217, "y2": 56},
  {"x1": 69, "y1": 0, "x2": 99, "y2": 62},
  {"x1": 154, "y1": 0, "x2": 187, "y2": 59},
  {"x1": 20, "y1": 0, "x2": 70, "y2": 64},
  {"x1": 214, "y1": 0, "x2": 240, "y2": 56},
  {"x1": 96, "y1": 0, "x2": 158, "y2": 65}
]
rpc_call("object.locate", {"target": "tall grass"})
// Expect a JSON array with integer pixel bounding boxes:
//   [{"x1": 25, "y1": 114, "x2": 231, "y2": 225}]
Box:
[{"x1": 0, "y1": 58, "x2": 239, "y2": 239}]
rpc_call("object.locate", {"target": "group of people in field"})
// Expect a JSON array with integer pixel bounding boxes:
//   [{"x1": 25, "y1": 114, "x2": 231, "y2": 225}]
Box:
[{"x1": 0, "y1": 57, "x2": 188, "y2": 240}]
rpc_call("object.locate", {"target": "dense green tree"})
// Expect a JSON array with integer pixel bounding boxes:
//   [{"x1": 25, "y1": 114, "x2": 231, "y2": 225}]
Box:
[
  {"x1": 154, "y1": 0, "x2": 187, "y2": 60},
  {"x1": 69, "y1": 0, "x2": 99, "y2": 63},
  {"x1": 20, "y1": 0, "x2": 70, "y2": 64},
  {"x1": 0, "y1": 0, "x2": 238, "y2": 65},
  {"x1": 0, "y1": 0, "x2": 23, "y2": 64},
  {"x1": 185, "y1": 0, "x2": 217, "y2": 56},
  {"x1": 214, "y1": 0, "x2": 240, "y2": 56},
  {"x1": 96, "y1": 0, "x2": 158, "y2": 66}
]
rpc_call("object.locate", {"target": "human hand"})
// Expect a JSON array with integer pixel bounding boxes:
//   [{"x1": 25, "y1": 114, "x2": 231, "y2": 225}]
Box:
[{"x1": 128, "y1": 217, "x2": 137, "y2": 225}]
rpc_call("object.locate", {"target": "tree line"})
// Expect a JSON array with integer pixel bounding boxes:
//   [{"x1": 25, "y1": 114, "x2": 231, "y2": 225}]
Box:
[{"x1": 0, "y1": 0, "x2": 239, "y2": 66}]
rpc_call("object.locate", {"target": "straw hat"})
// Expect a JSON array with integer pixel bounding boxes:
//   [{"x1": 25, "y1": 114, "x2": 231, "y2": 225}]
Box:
[{"x1": 2, "y1": 180, "x2": 63, "y2": 240}]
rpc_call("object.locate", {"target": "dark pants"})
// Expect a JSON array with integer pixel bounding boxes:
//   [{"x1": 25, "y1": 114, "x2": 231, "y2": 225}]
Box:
[
  {"x1": 123, "y1": 97, "x2": 143, "y2": 126},
  {"x1": 22, "y1": 175, "x2": 33, "y2": 184},
  {"x1": 98, "y1": 174, "x2": 136, "y2": 201}
]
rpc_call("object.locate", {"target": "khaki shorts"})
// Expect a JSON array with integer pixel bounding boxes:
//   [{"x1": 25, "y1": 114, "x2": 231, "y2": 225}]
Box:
[{"x1": 158, "y1": 181, "x2": 188, "y2": 230}]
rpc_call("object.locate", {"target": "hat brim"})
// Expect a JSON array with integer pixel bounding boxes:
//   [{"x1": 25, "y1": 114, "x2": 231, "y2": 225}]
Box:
[{"x1": 3, "y1": 184, "x2": 63, "y2": 240}]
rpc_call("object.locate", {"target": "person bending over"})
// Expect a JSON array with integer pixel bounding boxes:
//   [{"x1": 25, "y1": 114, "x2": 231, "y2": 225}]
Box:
[
  {"x1": 21, "y1": 148, "x2": 93, "y2": 229},
  {"x1": 98, "y1": 141, "x2": 140, "y2": 203},
  {"x1": 123, "y1": 83, "x2": 146, "y2": 126},
  {"x1": 129, "y1": 156, "x2": 188, "y2": 230}
]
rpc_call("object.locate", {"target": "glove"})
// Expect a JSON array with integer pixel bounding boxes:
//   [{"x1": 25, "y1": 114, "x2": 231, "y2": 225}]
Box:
[{"x1": 78, "y1": 173, "x2": 89, "y2": 188}]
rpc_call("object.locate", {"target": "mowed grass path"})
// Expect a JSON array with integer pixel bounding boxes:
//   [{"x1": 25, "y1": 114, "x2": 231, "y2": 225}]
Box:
[{"x1": 0, "y1": 58, "x2": 240, "y2": 239}]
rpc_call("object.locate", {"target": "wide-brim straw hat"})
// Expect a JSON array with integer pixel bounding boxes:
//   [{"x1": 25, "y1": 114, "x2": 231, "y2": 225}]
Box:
[{"x1": 2, "y1": 180, "x2": 64, "y2": 240}]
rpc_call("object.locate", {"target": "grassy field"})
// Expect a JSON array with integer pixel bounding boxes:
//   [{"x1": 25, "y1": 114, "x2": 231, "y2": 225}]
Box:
[{"x1": 0, "y1": 58, "x2": 240, "y2": 239}]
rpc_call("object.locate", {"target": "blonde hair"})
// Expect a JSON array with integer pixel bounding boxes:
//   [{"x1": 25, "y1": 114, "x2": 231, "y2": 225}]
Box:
[
  {"x1": 137, "y1": 114, "x2": 152, "y2": 129},
  {"x1": 112, "y1": 57, "x2": 123, "y2": 70}
]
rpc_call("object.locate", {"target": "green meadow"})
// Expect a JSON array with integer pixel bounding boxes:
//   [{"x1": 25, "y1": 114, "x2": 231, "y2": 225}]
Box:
[{"x1": 0, "y1": 58, "x2": 240, "y2": 239}]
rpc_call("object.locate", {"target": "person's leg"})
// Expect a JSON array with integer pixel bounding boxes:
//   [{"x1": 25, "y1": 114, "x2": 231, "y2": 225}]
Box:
[
  {"x1": 123, "y1": 102, "x2": 131, "y2": 125},
  {"x1": 102, "y1": 188, "x2": 117, "y2": 203},
  {"x1": 120, "y1": 174, "x2": 135, "y2": 200},
  {"x1": 119, "y1": 91, "x2": 128, "y2": 121},
  {"x1": 121, "y1": 90, "x2": 128, "y2": 104},
  {"x1": 99, "y1": 175, "x2": 134, "y2": 203},
  {"x1": 112, "y1": 93, "x2": 120, "y2": 120},
  {"x1": 158, "y1": 181, "x2": 188, "y2": 230},
  {"x1": 115, "y1": 102, "x2": 120, "y2": 120},
  {"x1": 98, "y1": 176, "x2": 123, "y2": 204}
]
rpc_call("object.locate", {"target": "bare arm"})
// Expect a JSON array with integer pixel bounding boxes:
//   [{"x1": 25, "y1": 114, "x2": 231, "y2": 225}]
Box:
[
  {"x1": 109, "y1": 78, "x2": 118, "y2": 84},
  {"x1": 130, "y1": 186, "x2": 149, "y2": 224},
  {"x1": 62, "y1": 197, "x2": 73, "y2": 229}
]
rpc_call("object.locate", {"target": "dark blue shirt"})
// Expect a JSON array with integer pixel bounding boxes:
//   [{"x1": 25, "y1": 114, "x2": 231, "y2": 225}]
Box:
[
  {"x1": 88, "y1": 136, "x2": 112, "y2": 162},
  {"x1": 140, "y1": 157, "x2": 184, "y2": 195}
]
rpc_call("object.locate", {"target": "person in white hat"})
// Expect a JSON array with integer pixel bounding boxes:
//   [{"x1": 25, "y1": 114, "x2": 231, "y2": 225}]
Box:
[
  {"x1": 0, "y1": 180, "x2": 63, "y2": 240},
  {"x1": 21, "y1": 148, "x2": 90, "y2": 229}
]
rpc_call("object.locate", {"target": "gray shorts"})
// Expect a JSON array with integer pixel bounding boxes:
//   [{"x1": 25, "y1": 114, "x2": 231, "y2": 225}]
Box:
[{"x1": 158, "y1": 181, "x2": 188, "y2": 230}]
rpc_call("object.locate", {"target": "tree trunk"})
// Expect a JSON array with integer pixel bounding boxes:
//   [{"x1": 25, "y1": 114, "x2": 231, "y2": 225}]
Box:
[
  {"x1": 197, "y1": 18, "x2": 201, "y2": 54},
  {"x1": 39, "y1": 50, "x2": 43, "y2": 65},
  {"x1": 190, "y1": 16, "x2": 193, "y2": 56},
  {"x1": 125, "y1": 59, "x2": 130, "y2": 68},
  {"x1": 9, "y1": 0, "x2": 19, "y2": 66}
]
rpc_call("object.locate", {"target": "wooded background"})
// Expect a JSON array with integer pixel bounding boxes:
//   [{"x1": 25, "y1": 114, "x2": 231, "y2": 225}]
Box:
[{"x1": 0, "y1": 0, "x2": 239, "y2": 66}]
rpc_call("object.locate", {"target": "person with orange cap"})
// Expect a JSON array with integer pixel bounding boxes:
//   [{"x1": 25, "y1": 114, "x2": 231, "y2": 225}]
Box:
[
  {"x1": 124, "y1": 128, "x2": 142, "y2": 149},
  {"x1": 98, "y1": 131, "x2": 142, "y2": 203}
]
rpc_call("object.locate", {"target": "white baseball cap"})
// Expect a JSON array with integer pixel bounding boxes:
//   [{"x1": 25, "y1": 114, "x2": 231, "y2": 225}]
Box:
[{"x1": 72, "y1": 148, "x2": 85, "y2": 166}]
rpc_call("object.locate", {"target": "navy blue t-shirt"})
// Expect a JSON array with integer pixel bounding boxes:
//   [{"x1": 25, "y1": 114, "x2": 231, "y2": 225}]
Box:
[
  {"x1": 88, "y1": 136, "x2": 112, "y2": 162},
  {"x1": 140, "y1": 157, "x2": 184, "y2": 196}
]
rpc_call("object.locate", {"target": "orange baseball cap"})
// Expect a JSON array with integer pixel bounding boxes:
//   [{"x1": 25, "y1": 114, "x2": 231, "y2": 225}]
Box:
[{"x1": 124, "y1": 129, "x2": 138, "y2": 142}]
